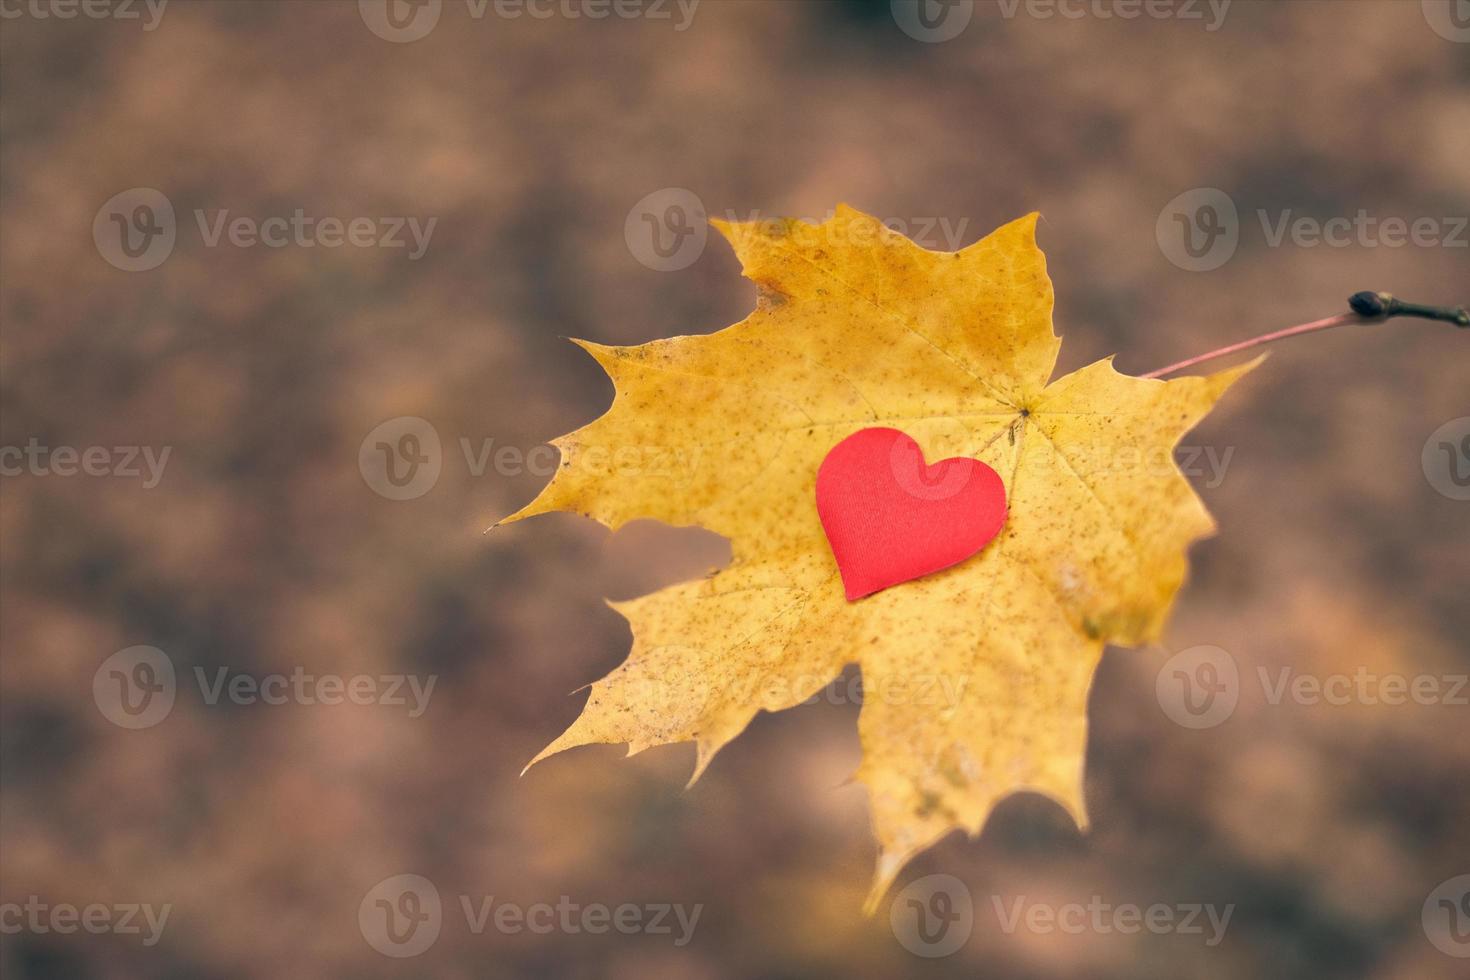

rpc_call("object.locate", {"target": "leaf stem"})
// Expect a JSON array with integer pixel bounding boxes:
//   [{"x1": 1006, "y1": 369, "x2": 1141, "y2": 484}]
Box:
[{"x1": 1141, "y1": 292, "x2": 1469, "y2": 380}]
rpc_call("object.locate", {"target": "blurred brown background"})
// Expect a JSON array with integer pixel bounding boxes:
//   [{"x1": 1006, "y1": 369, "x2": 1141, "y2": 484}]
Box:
[{"x1": 1, "y1": 1, "x2": 1467, "y2": 977}]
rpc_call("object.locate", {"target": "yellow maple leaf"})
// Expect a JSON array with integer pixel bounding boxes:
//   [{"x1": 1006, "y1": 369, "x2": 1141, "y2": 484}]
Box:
[{"x1": 505, "y1": 206, "x2": 1258, "y2": 910}]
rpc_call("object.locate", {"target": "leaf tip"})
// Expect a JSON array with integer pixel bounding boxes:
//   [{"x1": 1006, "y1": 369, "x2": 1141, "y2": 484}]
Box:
[
  {"x1": 685, "y1": 740, "x2": 720, "y2": 790},
  {"x1": 520, "y1": 745, "x2": 556, "y2": 778},
  {"x1": 496, "y1": 496, "x2": 551, "y2": 528},
  {"x1": 709, "y1": 214, "x2": 749, "y2": 251},
  {"x1": 862, "y1": 851, "x2": 909, "y2": 917},
  {"x1": 1009, "y1": 211, "x2": 1043, "y2": 244},
  {"x1": 522, "y1": 724, "x2": 596, "y2": 776},
  {"x1": 1204, "y1": 350, "x2": 1268, "y2": 397}
]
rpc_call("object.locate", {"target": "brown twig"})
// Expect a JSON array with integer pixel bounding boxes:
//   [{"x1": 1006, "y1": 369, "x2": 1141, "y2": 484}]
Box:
[{"x1": 1142, "y1": 292, "x2": 1468, "y2": 380}]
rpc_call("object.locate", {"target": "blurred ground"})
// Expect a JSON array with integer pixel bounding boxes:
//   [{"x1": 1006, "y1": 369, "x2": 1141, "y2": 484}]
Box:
[{"x1": 1, "y1": 1, "x2": 1467, "y2": 977}]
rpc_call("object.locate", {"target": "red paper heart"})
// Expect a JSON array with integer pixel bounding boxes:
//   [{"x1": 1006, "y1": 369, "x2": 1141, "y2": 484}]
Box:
[{"x1": 816, "y1": 427, "x2": 1008, "y2": 600}]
